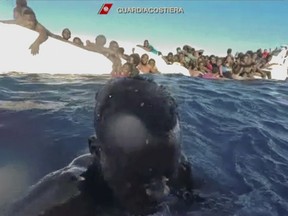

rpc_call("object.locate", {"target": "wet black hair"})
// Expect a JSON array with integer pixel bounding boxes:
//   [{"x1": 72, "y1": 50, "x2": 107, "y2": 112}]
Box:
[
  {"x1": 94, "y1": 77, "x2": 178, "y2": 143},
  {"x1": 227, "y1": 48, "x2": 232, "y2": 54}
]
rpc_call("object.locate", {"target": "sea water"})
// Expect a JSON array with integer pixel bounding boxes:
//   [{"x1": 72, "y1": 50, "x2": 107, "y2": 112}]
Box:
[{"x1": 0, "y1": 73, "x2": 287, "y2": 216}]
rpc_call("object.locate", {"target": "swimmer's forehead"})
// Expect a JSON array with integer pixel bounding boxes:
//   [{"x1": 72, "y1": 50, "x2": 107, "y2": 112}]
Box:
[
  {"x1": 101, "y1": 113, "x2": 180, "y2": 152},
  {"x1": 95, "y1": 78, "x2": 178, "y2": 138}
]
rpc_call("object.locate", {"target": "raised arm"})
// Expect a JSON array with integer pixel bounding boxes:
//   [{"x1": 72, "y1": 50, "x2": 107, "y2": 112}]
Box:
[
  {"x1": 29, "y1": 23, "x2": 48, "y2": 55},
  {"x1": 136, "y1": 44, "x2": 152, "y2": 52},
  {"x1": 0, "y1": 20, "x2": 17, "y2": 24}
]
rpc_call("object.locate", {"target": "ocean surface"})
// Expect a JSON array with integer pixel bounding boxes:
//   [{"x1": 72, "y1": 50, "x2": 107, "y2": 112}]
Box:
[{"x1": 0, "y1": 73, "x2": 287, "y2": 216}]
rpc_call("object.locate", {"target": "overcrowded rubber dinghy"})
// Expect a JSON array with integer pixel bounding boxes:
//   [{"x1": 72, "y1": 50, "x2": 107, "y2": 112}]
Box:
[
  {"x1": 0, "y1": 22, "x2": 286, "y2": 80},
  {"x1": 0, "y1": 23, "x2": 190, "y2": 76}
]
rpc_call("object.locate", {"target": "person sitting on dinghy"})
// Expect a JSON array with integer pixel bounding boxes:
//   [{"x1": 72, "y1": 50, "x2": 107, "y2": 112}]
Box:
[
  {"x1": 73, "y1": 37, "x2": 84, "y2": 47},
  {"x1": 85, "y1": 34, "x2": 107, "y2": 54},
  {"x1": 13, "y1": 0, "x2": 30, "y2": 20},
  {"x1": 0, "y1": 0, "x2": 49, "y2": 55}
]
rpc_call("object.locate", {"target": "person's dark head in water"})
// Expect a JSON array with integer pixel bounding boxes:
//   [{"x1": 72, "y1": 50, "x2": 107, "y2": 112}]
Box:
[
  {"x1": 62, "y1": 28, "x2": 71, "y2": 41},
  {"x1": 22, "y1": 77, "x2": 196, "y2": 216},
  {"x1": 93, "y1": 77, "x2": 193, "y2": 215}
]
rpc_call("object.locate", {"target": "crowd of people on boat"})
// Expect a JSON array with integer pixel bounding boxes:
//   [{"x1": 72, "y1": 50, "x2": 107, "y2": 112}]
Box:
[
  {"x1": 164, "y1": 46, "x2": 277, "y2": 80},
  {"x1": 51, "y1": 29, "x2": 278, "y2": 81},
  {"x1": 0, "y1": 0, "x2": 281, "y2": 80}
]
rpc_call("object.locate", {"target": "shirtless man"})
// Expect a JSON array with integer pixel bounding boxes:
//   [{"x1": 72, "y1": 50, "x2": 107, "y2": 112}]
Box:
[
  {"x1": 163, "y1": 52, "x2": 174, "y2": 65},
  {"x1": 0, "y1": 0, "x2": 50, "y2": 55},
  {"x1": 61, "y1": 28, "x2": 71, "y2": 41},
  {"x1": 137, "y1": 54, "x2": 152, "y2": 73},
  {"x1": 137, "y1": 40, "x2": 161, "y2": 55},
  {"x1": 85, "y1": 36, "x2": 122, "y2": 75},
  {"x1": 238, "y1": 55, "x2": 255, "y2": 78},
  {"x1": 117, "y1": 47, "x2": 130, "y2": 62},
  {"x1": 119, "y1": 62, "x2": 133, "y2": 77},
  {"x1": 13, "y1": 0, "x2": 29, "y2": 19},
  {"x1": 129, "y1": 53, "x2": 140, "y2": 77},
  {"x1": 107, "y1": 41, "x2": 122, "y2": 76},
  {"x1": 85, "y1": 35, "x2": 118, "y2": 59},
  {"x1": 85, "y1": 34, "x2": 107, "y2": 54},
  {"x1": 148, "y1": 58, "x2": 159, "y2": 73},
  {"x1": 72, "y1": 37, "x2": 84, "y2": 47}
]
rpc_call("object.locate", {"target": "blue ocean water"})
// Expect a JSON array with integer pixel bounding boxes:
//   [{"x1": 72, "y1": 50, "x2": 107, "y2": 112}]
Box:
[{"x1": 0, "y1": 73, "x2": 287, "y2": 216}]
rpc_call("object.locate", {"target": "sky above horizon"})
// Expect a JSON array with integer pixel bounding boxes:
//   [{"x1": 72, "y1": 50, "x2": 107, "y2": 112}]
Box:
[{"x1": 1, "y1": 0, "x2": 288, "y2": 56}]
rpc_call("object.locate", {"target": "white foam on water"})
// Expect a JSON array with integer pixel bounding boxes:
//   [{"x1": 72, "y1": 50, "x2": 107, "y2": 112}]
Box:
[{"x1": 0, "y1": 100, "x2": 66, "y2": 111}]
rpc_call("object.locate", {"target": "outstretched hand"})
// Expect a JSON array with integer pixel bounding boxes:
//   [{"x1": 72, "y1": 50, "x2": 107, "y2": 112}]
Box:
[{"x1": 29, "y1": 42, "x2": 40, "y2": 55}]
